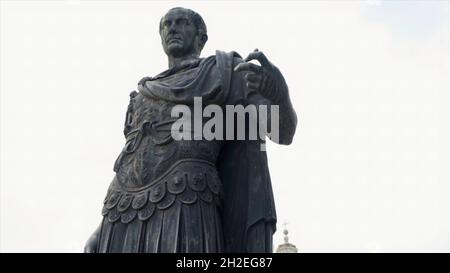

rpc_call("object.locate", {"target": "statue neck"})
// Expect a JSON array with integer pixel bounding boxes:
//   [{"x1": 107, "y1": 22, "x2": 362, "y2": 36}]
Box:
[{"x1": 168, "y1": 53, "x2": 200, "y2": 69}]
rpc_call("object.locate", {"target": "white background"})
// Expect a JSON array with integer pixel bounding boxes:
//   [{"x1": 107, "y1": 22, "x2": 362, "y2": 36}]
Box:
[{"x1": 1, "y1": 0, "x2": 449, "y2": 252}]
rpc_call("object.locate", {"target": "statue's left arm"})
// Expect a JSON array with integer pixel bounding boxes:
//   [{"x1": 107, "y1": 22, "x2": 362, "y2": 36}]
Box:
[{"x1": 234, "y1": 49, "x2": 298, "y2": 145}]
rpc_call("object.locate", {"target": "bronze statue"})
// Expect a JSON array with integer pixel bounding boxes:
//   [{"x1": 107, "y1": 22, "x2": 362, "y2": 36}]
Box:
[{"x1": 85, "y1": 7, "x2": 297, "y2": 253}]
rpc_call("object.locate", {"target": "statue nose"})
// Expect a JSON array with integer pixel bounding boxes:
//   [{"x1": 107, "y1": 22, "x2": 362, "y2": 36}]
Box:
[{"x1": 168, "y1": 24, "x2": 178, "y2": 34}]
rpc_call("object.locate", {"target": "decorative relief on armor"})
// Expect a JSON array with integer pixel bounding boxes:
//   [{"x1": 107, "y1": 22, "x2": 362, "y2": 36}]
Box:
[
  {"x1": 102, "y1": 160, "x2": 223, "y2": 224},
  {"x1": 113, "y1": 92, "x2": 223, "y2": 188}
]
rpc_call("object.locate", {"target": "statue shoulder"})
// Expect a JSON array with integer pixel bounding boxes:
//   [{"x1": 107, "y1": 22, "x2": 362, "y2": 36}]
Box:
[{"x1": 214, "y1": 50, "x2": 243, "y2": 65}]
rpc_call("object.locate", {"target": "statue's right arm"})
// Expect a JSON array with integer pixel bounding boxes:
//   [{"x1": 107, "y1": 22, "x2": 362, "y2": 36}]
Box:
[{"x1": 84, "y1": 223, "x2": 101, "y2": 253}]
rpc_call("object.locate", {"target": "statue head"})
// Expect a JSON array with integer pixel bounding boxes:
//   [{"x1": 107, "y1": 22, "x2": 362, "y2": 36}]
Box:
[{"x1": 159, "y1": 7, "x2": 208, "y2": 58}]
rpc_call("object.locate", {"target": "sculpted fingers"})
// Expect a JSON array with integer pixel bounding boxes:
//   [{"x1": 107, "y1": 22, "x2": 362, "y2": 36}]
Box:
[
  {"x1": 244, "y1": 73, "x2": 262, "y2": 90},
  {"x1": 244, "y1": 72, "x2": 263, "y2": 91},
  {"x1": 245, "y1": 72, "x2": 262, "y2": 82},
  {"x1": 244, "y1": 49, "x2": 270, "y2": 67},
  {"x1": 234, "y1": 49, "x2": 275, "y2": 93},
  {"x1": 246, "y1": 81, "x2": 260, "y2": 90},
  {"x1": 233, "y1": 62, "x2": 262, "y2": 74}
]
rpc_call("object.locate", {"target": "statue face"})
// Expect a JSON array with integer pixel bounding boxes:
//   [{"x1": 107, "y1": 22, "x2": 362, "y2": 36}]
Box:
[{"x1": 160, "y1": 9, "x2": 200, "y2": 58}]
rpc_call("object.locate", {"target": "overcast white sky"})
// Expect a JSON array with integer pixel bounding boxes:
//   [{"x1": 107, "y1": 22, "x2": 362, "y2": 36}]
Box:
[{"x1": 1, "y1": 0, "x2": 449, "y2": 252}]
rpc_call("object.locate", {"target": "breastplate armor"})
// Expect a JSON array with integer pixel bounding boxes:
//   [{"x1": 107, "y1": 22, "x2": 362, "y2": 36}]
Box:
[
  {"x1": 102, "y1": 91, "x2": 224, "y2": 224},
  {"x1": 112, "y1": 91, "x2": 222, "y2": 189}
]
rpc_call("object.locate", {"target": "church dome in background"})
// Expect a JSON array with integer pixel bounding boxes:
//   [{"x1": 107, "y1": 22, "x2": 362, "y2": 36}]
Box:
[{"x1": 276, "y1": 226, "x2": 298, "y2": 253}]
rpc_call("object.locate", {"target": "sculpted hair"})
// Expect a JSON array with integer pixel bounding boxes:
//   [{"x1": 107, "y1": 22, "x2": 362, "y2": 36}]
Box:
[{"x1": 159, "y1": 7, "x2": 208, "y2": 51}]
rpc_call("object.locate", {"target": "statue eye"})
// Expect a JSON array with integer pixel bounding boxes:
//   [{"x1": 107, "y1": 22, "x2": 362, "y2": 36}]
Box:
[{"x1": 178, "y1": 18, "x2": 189, "y2": 25}]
